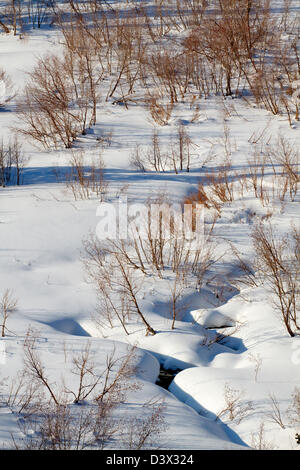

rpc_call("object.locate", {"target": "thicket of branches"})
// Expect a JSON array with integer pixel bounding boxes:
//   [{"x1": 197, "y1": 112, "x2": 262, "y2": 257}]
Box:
[
  {"x1": 0, "y1": 1, "x2": 56, "y2": 35},
  {"x1": 17, "y1": 50, "x2": 100, "y2": 149},
  {"x1": 83, "y1": 195, "x2": 216, "y2": 335},
  {"x1": 1, "y1": 328, "x2": 166, "y2": 450},
  {"x1": 0, "y1": 136, "x2": 28, "y2": 187},
  {"x1": 16, "y1": 0, "x2": 300, "y2": 149}
]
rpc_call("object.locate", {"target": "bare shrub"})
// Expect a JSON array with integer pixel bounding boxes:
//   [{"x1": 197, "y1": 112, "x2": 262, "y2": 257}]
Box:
[
  {"x1": 66, "y1": 343, "x2": 138, "y2": 405},
  {"x1": 13, "y1": 396, "x2": 127, "y2": 450},
  {"x1": 250, "y1": 69, "x2": 281, "y2": 116},
  {"x1": 83, "y1": 235, "x2": 156, "y2": 336},
  {"x1": 93, "y1": 279, "x2": 132, "y2": 336},
  {"x1": 15, "y1": 401, "x2": 103, "y2": 450},
  {"x1": 288, "y1": 387, "x2": 300, "y2": 427},
  {"x1": 9, "y1": 135, "x2": 28, "y2": 186},
  {"x1": 173, "y1": 123, "x2": 194, "y2": 173},
  {"x1": 183, "y1": 0, "x2": 274, "y2": 97},
  {"x1": 27, "y1": 0, "x2": 54, "y2": 30},
  {"x1": 17, "y1": 49, "x2": 99, "y2": 149},
  {"x1": 66, "y1": 151, "x2": 107, "y2": 201},
  {"x1": 7, "y1": 328, "x2": 166, "y2": 450},
  {"x1": 58, "y1": 18, "x2": 104, "y2": 125},
  {"x1": 15, "y1": 392, "x2": 166, "y2": 450},
  {"x1": 247, "y1": 145, "x2": 268, "y2": 203},
  {"x1": 92, "y1": 153, "x2": 108, "y2": 202},
  {"x1": 147, "y1": 91, "x2": 174, "y2": 127},
  {"x1": 22, "y1": 329, "x2": 138, "y2": 406},
  {"x1": 55, "y1": 0, "x2": 298, "y2": 125},
  {"x1": 0, "y1": 136, "x2": 28, "y2": 187},
  {"x1": 130, "y1": 126, "x2": 202, "y2": 174},
  {"x1": 130, "y1": 129, "x2": 169, "y2": 173},
  {"x1": 0, "y1": 68, "x2": 15, "y2": 107},
  {"x1": 251, "y1": 422, "x2": 276, "y2": 450},
  {"x1": 17, "y1": 54, "x2": 78, "y2": 149},
  {"x1": 84, "y1": 192, "x2": 215, "y2": 333},
  {"x1": 248, "y1": 353, "x2": 263, "y2": 382},
  {"x1": 131, "y1": 127, "x2": 196, "y2": 174},
  {"x1": 184, "y1": 183, "x2": 211, "y2": 209},
  {"x1": 248, "y1": 12, "x2": 299, "y2": 125},
  {"x1": 66, "y1": 151, "x2": 89, "y2": 200},
  {"x1": 169, "y1": 267, "x2": 189, "y2": 330},
  {"x1": 267, "y1": 136, "x2": 299, "y2": 202},
  {"x1": 5, "y1": 369, "x2": 45, "y2": 417},
  {"x1": 229, "y1": 243, "x2": 260, "y2": 289},
  {"x1": 217, "y1": 383, "x2": 253, "y2": 424},
  {"x1": 130, "y1": 144, "x2": 146, "y2": 172},
  {"x1": 0, "y1": 1, "x2": 53, "y2": 35},
  {"x1": 174, "y1": 0, "x2": 208, "y2": 30},
  {"x1": 205, "y1": 169, "x2": 235, "y2": 204},
  {"x1": 146, "y1": 129, "x2": 169, "y2": 172},
  {"x1": 0, "y1": 139, "x2": 12, "y2": 187},
  {"x1": 120, "y1": 398, "x2": 167, "y2": 450}
]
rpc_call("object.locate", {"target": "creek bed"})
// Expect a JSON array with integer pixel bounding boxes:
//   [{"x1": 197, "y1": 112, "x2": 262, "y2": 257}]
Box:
[{"x1": 156, "y1": 366, "x2": 181, "y2": 390}]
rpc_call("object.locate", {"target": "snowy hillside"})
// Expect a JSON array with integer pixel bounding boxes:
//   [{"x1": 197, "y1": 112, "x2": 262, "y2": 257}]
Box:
[{"x1": 0, "y1": 0, "x2": 299, "y2": 451}]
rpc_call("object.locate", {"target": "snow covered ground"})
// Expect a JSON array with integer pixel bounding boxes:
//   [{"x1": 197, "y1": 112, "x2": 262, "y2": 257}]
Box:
[{"x1": 0, "y1": 1, "x2": 299, "y2": 450}]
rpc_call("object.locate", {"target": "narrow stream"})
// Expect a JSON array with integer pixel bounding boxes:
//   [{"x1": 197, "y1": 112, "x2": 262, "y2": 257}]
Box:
[
  {"x1": 155, "y1": 361, "x2": 249, "y2": 449},
  {"x1": 155, "y1": 366, "x2": 181, "y2": 390},
  {"x1": 153, "y1": 317, "x2": 249, "y2": 449}
]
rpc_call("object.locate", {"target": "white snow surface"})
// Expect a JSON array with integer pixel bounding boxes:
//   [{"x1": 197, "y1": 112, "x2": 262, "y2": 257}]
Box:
[{"x1": 0, "y1": 2, "x2": 300, "y2": 450}]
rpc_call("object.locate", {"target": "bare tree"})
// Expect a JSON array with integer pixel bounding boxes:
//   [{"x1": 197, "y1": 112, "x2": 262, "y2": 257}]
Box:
[
  {"x1": 0, "y1": 137, "x2": 28, "y2": 187},
  {"x1": 173, "y1": 123, "x2": 194, "y2": 172},
  {"x1": 9, "y1": 135, "x2": 28, "y2": 185},
  {"x1": 0, "y1": 139, "x2": 11, "y2": 187},
  {"x1": 252, "y1": 222, "x2": 300, "y2": 337},
  {"x1": 0, "y1": 289, "x2": 18, "y2": 337},
  {"x1": 83, "y1": 235, "x2": 156, "y2": 336},
  {"x1": 27, "y1": 0, "x2": 53, "y2": 29},
  {"x1": 0, "y1": 1, "x2": 23, "y2": 35},
  {"x1": 267, "y1": 393, "x2": 286, "y2": 429},
  {"x1": 23, "y1": 328, "x2": 60, "y2": 404}
]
